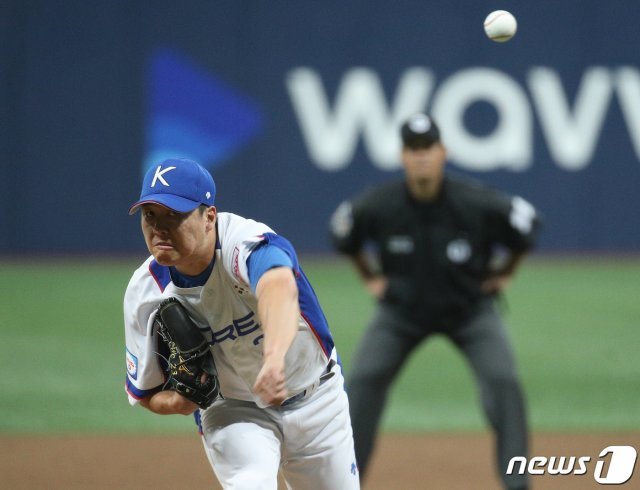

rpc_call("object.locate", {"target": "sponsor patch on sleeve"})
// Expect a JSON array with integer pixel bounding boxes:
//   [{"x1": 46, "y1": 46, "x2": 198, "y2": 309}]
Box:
[{"x1": 126, "y1": 348, "x2": 138, "y2": 380}]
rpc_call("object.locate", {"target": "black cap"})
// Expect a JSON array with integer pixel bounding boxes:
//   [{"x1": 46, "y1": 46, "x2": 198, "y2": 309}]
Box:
[{"x1": 400, "y1": 113, "x2": 440, "y2": 148}]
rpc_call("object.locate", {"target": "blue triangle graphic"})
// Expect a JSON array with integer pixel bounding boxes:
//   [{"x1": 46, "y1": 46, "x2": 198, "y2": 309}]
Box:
[{"x1": 143, "y1": 48, "x2": 264, "y2": 174}]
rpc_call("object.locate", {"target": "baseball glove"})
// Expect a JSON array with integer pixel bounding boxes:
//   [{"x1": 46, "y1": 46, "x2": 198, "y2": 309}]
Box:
[{"x1": 154, "y1": 297, "x2": 219, "y2": 409}]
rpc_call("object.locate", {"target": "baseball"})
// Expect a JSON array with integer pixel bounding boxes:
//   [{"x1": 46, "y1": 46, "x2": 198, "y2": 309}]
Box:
[{"x1": 483, "y1": 10, "x2": 517, "y2": 42}]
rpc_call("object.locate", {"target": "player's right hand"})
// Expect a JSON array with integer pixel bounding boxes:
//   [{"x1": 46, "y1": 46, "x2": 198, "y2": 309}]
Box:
[{"x1": 253, "y1": 358, "x2": 288, "y2": 406}]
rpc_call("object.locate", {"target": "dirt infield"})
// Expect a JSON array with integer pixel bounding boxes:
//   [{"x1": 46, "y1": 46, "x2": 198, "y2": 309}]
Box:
[{"x1": 2, "y1": 432, "x2": 638, "y2": 489}]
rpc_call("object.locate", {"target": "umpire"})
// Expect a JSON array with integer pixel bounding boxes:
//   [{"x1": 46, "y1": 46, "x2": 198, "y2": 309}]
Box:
[{"x1": 329, "y1": 113, "x2": 541, "y2": 490}]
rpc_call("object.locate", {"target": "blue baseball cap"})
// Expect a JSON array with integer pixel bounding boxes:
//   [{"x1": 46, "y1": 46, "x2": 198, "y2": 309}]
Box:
[{"x1": 128, "y1": 158, "x2": 216, "y2": 215}]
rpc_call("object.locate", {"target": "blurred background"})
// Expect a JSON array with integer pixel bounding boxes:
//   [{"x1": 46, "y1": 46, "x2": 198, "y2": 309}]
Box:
[
  {"x1": 1, "y1": 1, "x2": 639, "y2": 488},
  {"x1": 3, "y1": 0, "x2": 640, "y2": 254}
]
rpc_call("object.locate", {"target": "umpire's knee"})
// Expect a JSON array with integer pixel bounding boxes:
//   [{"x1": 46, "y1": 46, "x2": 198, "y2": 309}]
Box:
[
  {"x1": 479, "y1": 376, "x2": 526, "y2": 419},
  {"x1": 347, "y1": 363, "x2": 395, "y2": 392}
]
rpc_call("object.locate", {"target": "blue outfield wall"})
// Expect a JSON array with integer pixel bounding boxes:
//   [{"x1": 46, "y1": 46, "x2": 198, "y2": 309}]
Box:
[{"x1": 2, "y1": 1, "x2": 640, "y2": 254}]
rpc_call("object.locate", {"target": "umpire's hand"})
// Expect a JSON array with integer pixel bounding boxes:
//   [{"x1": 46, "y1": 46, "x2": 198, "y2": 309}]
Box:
[
  {"x1": 481, "y1": 273, "x2": 513, "y2": 294},
  {"x1": 365, "y1": 276, "x2": 388, "y2": 299}
]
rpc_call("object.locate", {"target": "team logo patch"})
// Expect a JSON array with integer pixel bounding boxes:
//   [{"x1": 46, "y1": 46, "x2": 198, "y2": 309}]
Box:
[
  {"x1": 447, "y1": 238, "x2": 471, "y2": 263},
  {"x1": 330, "y1": 201, "x2": 353, "y2": 239},
  {"x1": 126, "y1": 348, "x2": 138, "y2": 380}
]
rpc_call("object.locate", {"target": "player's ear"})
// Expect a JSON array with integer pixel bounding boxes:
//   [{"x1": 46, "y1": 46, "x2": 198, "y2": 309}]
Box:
[
  {"x1": 438, "y1": 143, "x2": 448, "y2": 162},
  {"x1": 205, "y1": 206, "x2": 217, "y2": 230}
]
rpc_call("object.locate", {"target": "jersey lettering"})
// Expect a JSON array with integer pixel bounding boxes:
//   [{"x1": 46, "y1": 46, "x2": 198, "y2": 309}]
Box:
[
  {"x1": 234, "y1": 312, "x2": 260, "y2": 336},
  {"x1": 209, "y1": 311, "x2": 261, "y2": 345},
  {"x1": 211, "y1": 324, "x2": 237, "y2": 344}
]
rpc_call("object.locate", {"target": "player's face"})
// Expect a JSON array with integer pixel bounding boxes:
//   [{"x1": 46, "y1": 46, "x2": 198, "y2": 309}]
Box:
[
  {"x1": 140, "y1": 203, "x2": 217, "y2": 275},
  {"x1": 401, "y1": 142, "x2": 447, "y2": 184}
]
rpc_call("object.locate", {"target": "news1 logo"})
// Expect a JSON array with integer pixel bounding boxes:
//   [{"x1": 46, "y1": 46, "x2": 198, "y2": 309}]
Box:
[
  {"x1": 507, "y1": 445, "x2": 637, "y2": 485},
  {"x1": 594, "y1": 447, "x2": 638, "y2": 485}
]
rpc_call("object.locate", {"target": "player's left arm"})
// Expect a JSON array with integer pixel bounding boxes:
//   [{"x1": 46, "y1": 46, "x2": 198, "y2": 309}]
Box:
[{"x1": 253, "y1": 266, "x2": 300, "y2": 406}]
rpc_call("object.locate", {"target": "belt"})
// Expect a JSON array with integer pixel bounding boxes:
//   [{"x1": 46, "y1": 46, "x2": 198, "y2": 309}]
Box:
[{"x1": 281, "y1": 359, "x2": 336, "y2": 407}]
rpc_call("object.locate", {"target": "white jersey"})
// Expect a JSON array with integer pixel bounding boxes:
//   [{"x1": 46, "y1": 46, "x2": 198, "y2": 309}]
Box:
[{"x1": 124, "y1": 212, "x2": 335, "y2": 408}]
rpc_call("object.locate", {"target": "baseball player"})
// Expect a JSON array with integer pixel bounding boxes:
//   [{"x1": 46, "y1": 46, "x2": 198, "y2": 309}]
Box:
[
  {"x1": 329, "y1": 114, "x2": 541, "y2": 490},
  {"x1": 124, "y1": 158, "x2": 359, "y2": 489}
]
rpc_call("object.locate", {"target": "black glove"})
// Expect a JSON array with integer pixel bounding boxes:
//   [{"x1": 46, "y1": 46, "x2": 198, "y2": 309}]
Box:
[{"x1": 154, "y1": 297, "x2": 219, "y2": 409}]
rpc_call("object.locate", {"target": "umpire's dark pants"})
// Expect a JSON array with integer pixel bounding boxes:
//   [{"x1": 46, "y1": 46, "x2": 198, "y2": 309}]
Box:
[{"x1": 346, "y1": 299, "x2": 529, "y2": 490}]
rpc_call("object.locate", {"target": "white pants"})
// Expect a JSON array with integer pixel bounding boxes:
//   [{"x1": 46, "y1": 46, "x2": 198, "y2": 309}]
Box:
[{"x1": 200, "y1": 367, "x2": 360, "y2": 490}]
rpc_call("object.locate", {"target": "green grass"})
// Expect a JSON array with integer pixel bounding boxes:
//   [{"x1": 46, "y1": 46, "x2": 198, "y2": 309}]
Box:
[{"x1": 0, "y1": 256, "x2": 638, "y2": 434}]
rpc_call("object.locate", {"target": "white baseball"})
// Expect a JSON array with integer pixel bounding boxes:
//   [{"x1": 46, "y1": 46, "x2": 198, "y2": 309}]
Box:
[{"x1": 483, "y1": 10, "x2": 517, "y2": 43}]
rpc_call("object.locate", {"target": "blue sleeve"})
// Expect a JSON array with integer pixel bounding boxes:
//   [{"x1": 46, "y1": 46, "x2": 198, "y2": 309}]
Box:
[{"x1": 247, "y1": 243, "x2": 294, "y2": 292}]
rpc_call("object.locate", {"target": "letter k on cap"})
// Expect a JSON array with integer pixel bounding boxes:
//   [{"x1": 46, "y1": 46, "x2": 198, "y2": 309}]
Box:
[{"x1": 151, "y1": 165, "x2": 176, "y2": 187}]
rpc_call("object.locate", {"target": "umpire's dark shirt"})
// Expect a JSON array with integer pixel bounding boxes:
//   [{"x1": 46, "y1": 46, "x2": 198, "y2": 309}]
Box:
[{"x1": 330, "y1": 174, "x2": 541, "y2": 326}]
